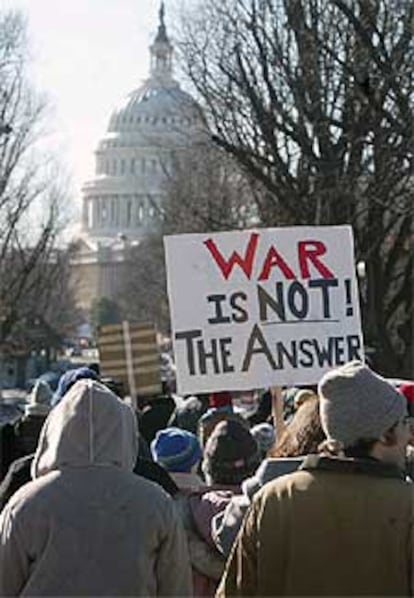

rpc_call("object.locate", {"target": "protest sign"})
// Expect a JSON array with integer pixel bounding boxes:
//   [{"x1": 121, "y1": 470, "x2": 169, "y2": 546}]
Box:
[
  {"x1": 164, "y1": 226, "x2": 363, "y2": 394},
  {"x1": 98, "y1": 321, "x2": 161, "y2": 398}
]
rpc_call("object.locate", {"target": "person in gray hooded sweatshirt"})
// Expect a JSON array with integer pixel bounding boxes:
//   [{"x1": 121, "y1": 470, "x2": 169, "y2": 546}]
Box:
[{"x1": 0, "y1": 379, "x2": 192, "y2": 597}]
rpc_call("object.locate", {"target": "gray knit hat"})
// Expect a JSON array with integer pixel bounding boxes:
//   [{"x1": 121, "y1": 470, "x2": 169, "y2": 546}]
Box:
[{"x1": 318, "y1": 360, "x2": 406, "y2": 448}]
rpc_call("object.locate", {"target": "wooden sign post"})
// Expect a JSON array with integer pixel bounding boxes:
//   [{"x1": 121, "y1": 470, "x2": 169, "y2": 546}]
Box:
[{"x1": 270, "y1": 386, "x2": 286, "y2": 441}]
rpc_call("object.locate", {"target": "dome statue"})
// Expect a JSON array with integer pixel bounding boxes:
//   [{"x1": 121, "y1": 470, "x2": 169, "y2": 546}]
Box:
[{"x1": 80, "y1": 1, "x2": 203, "y2": 245}]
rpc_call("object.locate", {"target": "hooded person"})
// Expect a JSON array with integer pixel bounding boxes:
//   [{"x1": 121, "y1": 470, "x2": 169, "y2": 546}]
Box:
[{"x1": 0, "y1": 379, "x2": 192, "y2": 597}]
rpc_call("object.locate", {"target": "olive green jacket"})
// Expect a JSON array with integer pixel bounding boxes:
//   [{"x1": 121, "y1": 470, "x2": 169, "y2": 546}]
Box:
[{"x1": 217, "y1": 455, "x2": 414, "y2": 596}]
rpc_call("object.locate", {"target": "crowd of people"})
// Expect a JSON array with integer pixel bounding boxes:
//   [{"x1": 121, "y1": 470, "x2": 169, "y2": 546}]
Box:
[{"x1": 0, "y1": 360, "x2": 413, "y2": 596}]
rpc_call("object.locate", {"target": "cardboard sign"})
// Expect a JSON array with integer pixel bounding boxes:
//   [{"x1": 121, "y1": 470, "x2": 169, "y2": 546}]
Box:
[
  {"x1": 164, "y1": 226, "x2": 363, "y2": 394},
  {"x1": 98, "y1": 321, "x2": 161, "y2": 397}
]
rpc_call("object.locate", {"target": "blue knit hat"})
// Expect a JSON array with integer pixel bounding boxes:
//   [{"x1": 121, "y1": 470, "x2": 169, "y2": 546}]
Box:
[
  {"x1": 151, "y1": 427, "x2": 202, "y2": 473},
  {"x1": 51, "y1": 367, "x2": 100, "y2": 406}
]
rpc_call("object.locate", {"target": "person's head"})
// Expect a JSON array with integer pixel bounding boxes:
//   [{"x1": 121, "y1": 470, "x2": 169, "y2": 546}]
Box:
[
  {"x1": 150, "y1": 427, "x2": 201, "y2": 473},
  {"x1": 32, "y1": 379, "x2": 138, "y2": 479},
  {"x1": 25, "y1": 380, "x2": 53, "y2": 417},
  {"x1": 101, "y1": 377, "x2": 124, "y2": 398},
  {"x1": 209, "y1": 391, "x2": 233, "y2": 409},
  {"x1": 318, "y1": 360, "x2": 411, "y2": 469},
  {"x1": 250, "y1": 422, "x2": 276, "y2": 458},
  {"x1": 269, "y1": 394, "x2": 325, "y2": 458},
  {"x1": 294, "y1": 389, "x2": 317, "y2": 411},
  {"x1": 171, "y1": 395, "x2": 208, "y2": 435},
  {"x1": 51, "y1": 367, "x2": 100, "y2": 406},
  {"x1": 202, "y1": 419, "x2": 260, "y2": 486},
  {"x1": 198, "y1": 391, "x2": 236, "y2": 446},
  {"x1": 86, "y1": 362, "x2": 100, "y2": 376}
]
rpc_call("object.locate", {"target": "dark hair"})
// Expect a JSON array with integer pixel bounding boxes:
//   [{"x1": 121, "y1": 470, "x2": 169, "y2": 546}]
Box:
[
  {"x1": 344, "y1": 439, "x2": 378, "y2": 459},
  {"x1": 345, "y1": 416, "x2": 404, "y2": 458},
  {"x1": 269, "y1": 396, "x2": 325, "y2": 458}
]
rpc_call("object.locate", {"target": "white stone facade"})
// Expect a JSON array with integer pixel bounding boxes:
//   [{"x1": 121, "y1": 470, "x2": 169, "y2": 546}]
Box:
[
  {"x1": 73, "y1": 4, "x2": 203, "y2": 310},
  {"x1": 80, "y1": 3, "x2": 202, "y2": 244}
]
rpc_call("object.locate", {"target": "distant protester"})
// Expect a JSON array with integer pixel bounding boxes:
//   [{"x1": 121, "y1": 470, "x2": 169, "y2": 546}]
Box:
[
  {"x1": 14, "y1": 380, "x2": 53, "y2": 458},
  {"x1": 202, "y1": 419, "x2": 260, "y2": 487},
  {"x1": 250, "y1": 422, "x2": 275, "y2": 458},
  {"x1": 0, "y1": 379, "x2": 192, "y2": 596},
  {"x1": 168, "y1": 394, "x2": 209, "y2": 435},
  {"x1": 51, "y1": 366, "x2": 99, "y2": 406},
  {"x1": 151, "y1": 427, "x2": 204, "y2": 491},
  {"x1": 213, "y1": 395, "x2": 325, "y2": 557},
  {"x1": 247, "y1": 389, "x2": 272, "y2": 426},
  {"x1": 25, "y1": 380, "x2": 53, "y2": 416},
  {"x1": 198, "y1": 392, "x2": 249, "y2": 447},
  {"x1": 138, "y1": 394, "x2": 176, "y2": 445}
]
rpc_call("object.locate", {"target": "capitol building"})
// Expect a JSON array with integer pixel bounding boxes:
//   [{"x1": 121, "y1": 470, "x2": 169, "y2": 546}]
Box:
[{"x1": 72, "y1": 4, "x2": 203, "y2": 311}]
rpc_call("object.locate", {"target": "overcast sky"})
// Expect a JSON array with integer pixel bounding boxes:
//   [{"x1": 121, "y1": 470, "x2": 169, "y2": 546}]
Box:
[{"x1": 1, "y1": 0, "x2": 179, "y2": 212}]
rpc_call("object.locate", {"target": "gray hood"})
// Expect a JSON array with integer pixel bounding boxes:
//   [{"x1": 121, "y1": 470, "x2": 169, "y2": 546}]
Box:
[{"x1": 31, "y1": 379, "x2": 138, "y2": 479}]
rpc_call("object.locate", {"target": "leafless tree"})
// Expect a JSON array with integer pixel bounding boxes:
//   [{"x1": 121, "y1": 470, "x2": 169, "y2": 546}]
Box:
[
  {"x1": 174, "y1": 0, "x2": 414, "y2": 376},
  {"x1": 0, "y1": 10, "x2": 77, "y2": 353}
]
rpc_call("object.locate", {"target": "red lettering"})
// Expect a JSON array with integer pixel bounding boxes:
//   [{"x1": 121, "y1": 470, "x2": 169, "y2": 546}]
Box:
[
  {"x1": 204, "y1": 232, "x2": 259, "y2": 280},
  {"x1": 258, "y1": 247, "x2": 295, "y2": 281},
  {"x1": 298, "y1": 240, "x2": 334, "y2": 279}
]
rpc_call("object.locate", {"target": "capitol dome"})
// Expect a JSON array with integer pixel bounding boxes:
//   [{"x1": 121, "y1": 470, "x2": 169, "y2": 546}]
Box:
[
  {"x1": 80, "y1": 2, "x2": 204, "y2": 245},
  {"x1": 107, "y1": 84, "x2": 201, "y2": 136}
]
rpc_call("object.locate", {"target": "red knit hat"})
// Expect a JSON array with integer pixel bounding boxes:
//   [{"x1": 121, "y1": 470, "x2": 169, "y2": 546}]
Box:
[
  {"x1": 209, "y1": 391, "x2": 232, "y2": 408},
  {"x1": 399, "y1": 382, "x2": 414, "y2": 404}
]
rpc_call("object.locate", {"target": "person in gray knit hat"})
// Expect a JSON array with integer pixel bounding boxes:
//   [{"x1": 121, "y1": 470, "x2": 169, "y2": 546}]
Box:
[
  {"x1": 318, "y1": 360, "x2": 408, "y2": 462},
  {"x1": 217, "y1": 361, "x2": 414, "y2": 597}
]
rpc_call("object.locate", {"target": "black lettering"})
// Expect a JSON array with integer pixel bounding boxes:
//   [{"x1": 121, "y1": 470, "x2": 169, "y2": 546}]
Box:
[
  {"x1": 207, "y1": 294, "x2": 231, "y2": 324},
  {"x1": 298, "y1": 339, "x2": 314, "y2": 367},
  {"x1": 347, "y1": 334, "x2": 362, "y2": 360},
  {"x1": 220, "y1": 337, "x2": 234, "y2": 373},
  {"x1": 175, "y1": 329, "x2": 202, "y2": 375},
  {"x1": 257, "y1": 283, "x2": 285, "y2": 322},
  {"x1": 287, "y1": 281, "x2": 308, "y2": 319},
  {"x1": 241, "y1": 324, "x2": 278, "y2": 372},
  {"x1": 313, "y1": 337, "x2": 335, "y2": 367},
  {"x1": 308, "y1": 278, "x2": 339, "y2": 318},
  {"x1": 275, "y1": 341, "x2": 298, "y2": 368},
  {"x1": 333, "y1": 336, "x2": 345, "y2": 365},
  {"x1": 230, "y1": 291, "x2": 248, "y2": 323},
  {"x1": 197, "y1": 338, "x2": 220, "y2": 374}
]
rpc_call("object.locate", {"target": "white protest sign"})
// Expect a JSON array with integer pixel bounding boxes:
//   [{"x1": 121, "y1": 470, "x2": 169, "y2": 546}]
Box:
[{"x1": 164, "y1": 226, "x2": 364, "y2": 394}]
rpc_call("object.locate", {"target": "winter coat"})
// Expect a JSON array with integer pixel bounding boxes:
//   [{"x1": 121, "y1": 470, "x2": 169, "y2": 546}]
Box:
[
  {"x1": 213, "y1": 457, "x2": 303, "y2": 557},
  {"x1": 14, "y1": 415, "x2": 47, "y2": 458},
  {"x1": 217, "y1": 455, "x2": 414, "y2": 597},
  {"x1": 0, "y1": 379, "x2": 192, "y2": 597},
  {"x1": 174, "y1": 483, "x2": 236, "y2": 596},
  {"x1": 0, "y1": 454, "x2": 178, "y2": 514}
]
